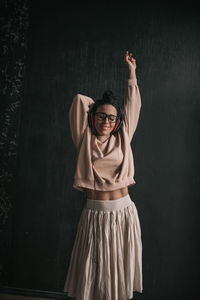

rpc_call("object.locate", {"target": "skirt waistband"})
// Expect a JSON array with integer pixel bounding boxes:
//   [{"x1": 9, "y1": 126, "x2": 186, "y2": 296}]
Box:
[{"x1": 85, "y1": 194, "x2": 133, "y2": 211}]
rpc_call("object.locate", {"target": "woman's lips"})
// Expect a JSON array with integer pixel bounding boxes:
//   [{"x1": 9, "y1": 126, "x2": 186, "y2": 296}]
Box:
[{"x1": 100, "y1": 126, "x2": 109, "y2": 130}]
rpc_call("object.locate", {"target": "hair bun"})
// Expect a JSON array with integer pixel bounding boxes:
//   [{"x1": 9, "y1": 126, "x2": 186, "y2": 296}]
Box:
[{"x1": 102, "y1": 90, "x2": 114, "y2": 101}]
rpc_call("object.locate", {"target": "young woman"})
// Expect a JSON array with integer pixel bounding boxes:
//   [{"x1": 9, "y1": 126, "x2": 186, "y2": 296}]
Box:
[{"x1": 64, "y1": 51, "x2": 143, "y2": 300}]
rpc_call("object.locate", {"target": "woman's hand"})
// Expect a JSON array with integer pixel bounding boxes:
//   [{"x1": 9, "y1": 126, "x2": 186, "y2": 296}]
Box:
[{"x1": 124, "y1": 50, "x2": 136, "y2": 79}]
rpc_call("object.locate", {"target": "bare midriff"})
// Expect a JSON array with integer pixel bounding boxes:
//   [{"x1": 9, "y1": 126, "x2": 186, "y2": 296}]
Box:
[{"x1": 85, "y1": 186, "x2": 128, "y2": 200}]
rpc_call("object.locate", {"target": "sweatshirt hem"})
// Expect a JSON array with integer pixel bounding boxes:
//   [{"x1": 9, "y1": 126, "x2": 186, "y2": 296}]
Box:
[{"x1": 73, "y1": 177, "x2": 136, "y2": 193}]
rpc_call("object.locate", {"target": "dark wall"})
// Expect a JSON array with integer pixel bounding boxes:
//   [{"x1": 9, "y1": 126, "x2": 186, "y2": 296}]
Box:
[
  {"x1": 1, "y1": 1, "x2": 200, "y2": 299},
  {"x1": 0, "y1": 0, "x2": 30, "y2": 293}
]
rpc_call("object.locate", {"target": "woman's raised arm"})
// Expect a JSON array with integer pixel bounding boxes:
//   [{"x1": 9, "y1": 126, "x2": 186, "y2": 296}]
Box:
[
  {"x1": 69, "y1": 94, "x2": 94, "y2": 149},
  {"x1": 123, "y1": 51, "x2": 142, "y2": 141}
]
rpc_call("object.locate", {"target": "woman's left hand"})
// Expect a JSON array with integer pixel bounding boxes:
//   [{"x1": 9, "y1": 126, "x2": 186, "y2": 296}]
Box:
[{"x1": 124, "y1": 50, "x2": 136, "y2": 79}]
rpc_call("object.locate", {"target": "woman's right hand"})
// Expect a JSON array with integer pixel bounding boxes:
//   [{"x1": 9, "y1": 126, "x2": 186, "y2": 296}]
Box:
[{"x1": 124, "y1": 50, "x2": 136, "y2": 79}]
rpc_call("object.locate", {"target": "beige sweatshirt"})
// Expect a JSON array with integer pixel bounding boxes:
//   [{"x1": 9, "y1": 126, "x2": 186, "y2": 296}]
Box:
[{"x1": 69, "y1": 77, "x2": 142, "y2": 192}]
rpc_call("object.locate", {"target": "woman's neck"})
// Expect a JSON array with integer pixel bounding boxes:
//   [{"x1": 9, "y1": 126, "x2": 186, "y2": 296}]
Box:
[{"x1": 96, "y1": 135, "x2": 110, "y2": 143}]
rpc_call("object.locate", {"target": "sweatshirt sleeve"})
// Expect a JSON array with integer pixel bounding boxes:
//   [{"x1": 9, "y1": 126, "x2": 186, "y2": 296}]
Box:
[
  {"x1": 69, "y1": 93, "x2": 95, "y2": 149},
  {"x1": 123, "y1": 77, "x2": 142, "y2": 141}
]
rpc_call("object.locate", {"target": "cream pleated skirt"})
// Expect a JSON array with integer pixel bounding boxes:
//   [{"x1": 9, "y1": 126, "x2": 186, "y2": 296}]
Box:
[{"x1": 63, "y1": 194, "x2": 143, "y2": 300}]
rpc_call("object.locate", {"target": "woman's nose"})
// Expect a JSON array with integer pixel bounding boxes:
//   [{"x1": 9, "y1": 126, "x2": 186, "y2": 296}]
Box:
[{"x1": 103, "y1": 117, "x2": 109, "y2": 123}]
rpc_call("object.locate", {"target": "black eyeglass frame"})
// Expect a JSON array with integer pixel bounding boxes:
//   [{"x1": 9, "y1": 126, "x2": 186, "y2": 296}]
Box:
[{"x1": 94, "y1": 112, "x2": 118, "y2": 123}]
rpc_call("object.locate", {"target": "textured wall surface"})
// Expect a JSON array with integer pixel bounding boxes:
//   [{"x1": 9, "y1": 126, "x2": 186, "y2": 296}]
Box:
[
  {"x1": 0, "y1": 1, "x2": 200, "y2": 299},
  {"x1": 0, "y1": 0, "x2": 29, "y2": 285}
]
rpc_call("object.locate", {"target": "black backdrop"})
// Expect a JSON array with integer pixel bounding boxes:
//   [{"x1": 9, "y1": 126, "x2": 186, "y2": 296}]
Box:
[{"x1": 1, "y1": 1, "x2": 200, "y2": 299}]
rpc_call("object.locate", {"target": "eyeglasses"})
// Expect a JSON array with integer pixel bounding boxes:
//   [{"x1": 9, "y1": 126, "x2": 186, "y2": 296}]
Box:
[{"x1": 95, "y1": 112, "x2": 117, "y2": 123}]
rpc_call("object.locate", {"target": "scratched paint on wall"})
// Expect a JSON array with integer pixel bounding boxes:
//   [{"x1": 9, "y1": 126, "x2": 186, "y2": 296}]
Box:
[{"x1": 0, "y1": 0, "x2": 29, "y2": 283}]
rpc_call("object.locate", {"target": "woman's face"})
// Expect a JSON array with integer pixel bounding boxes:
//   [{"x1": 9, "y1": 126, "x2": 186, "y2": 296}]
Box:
[{"x1": 94, "y1": 104, "x2": 118, "y2": 137}]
